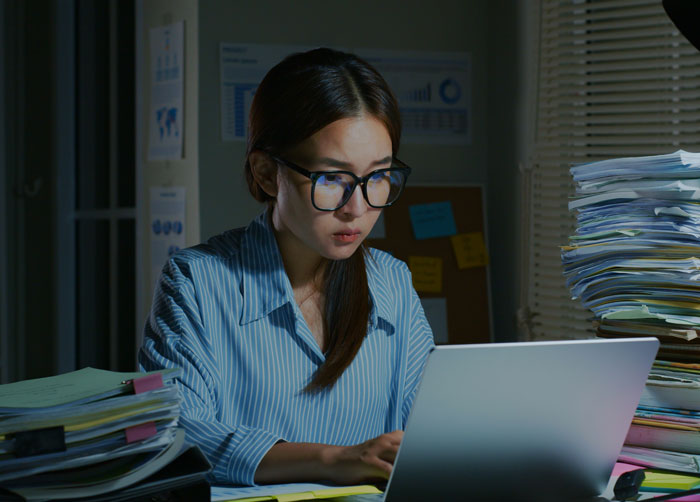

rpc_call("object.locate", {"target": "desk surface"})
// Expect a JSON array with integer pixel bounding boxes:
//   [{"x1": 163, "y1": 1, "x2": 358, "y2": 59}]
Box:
[{"x1": 210, "y1": 472, "x2": 700, "y2": 502}]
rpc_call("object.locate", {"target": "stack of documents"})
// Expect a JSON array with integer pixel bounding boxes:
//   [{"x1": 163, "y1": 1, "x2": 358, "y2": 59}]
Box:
[
  {"x1": 621, "y1": 360, "x2": 700, "y2": 473},
  {"x1": 563, "y1": 149, "x2": 700, "y2": 360},
  {"x1": 0, "y1": 367, "x2": 206, "y2": 500},
  {"x1": 564, "y1": 150, "x2": 700, "y2": 476}
]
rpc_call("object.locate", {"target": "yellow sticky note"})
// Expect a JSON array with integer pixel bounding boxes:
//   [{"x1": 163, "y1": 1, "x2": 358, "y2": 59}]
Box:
[
  {"x1": 409, "y1": 256, "x2": 443, "y2": 293},
  {"x1": 228, "y1": 497, "x2": 274, "y2": 502},
  {"x1": 450, "y1": 232, "x2": 489, "y2": 269},
  {"x1": 642, "y1": 470, "x2": 700, "y2": 490},
  {"x1": 276, "y1": 493, "x2": 315, "y2": 501}
]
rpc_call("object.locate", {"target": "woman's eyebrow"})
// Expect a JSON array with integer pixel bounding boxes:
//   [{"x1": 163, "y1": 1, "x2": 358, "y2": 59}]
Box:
[{"x1": 315, "y1": 156, "x2": 393, "y2": 168}]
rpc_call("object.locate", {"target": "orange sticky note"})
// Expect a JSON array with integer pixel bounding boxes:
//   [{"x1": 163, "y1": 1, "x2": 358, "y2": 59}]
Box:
[
  {"x1": 409, "y1": 256, "x2": 443, "y2": 293},
  {"x1": 450, "y1": 232, "x2": 489, "y2": 269}
]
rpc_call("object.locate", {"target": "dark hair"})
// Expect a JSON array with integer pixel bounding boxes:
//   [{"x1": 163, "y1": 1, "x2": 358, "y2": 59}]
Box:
[{"x1": 245, "y1": 48, "x2": 401, "y2": 392}]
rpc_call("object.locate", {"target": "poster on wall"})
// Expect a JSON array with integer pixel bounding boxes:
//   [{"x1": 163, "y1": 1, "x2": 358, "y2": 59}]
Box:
[
  {"x1": 150, "y1": 187, "x2": 186, "y2": 289},
  {"x1": 148, "y1": 21, "x2": 184, "y2": 161},
  {"x1": 219, "y1": 44, "x2": 470, "y2": 145},
  {"x1": 355, "y1": 49, "x2": 471, "y2": 145},
  {"x1": 219, "y1": 43, "x2": 314, "y2": 142}
]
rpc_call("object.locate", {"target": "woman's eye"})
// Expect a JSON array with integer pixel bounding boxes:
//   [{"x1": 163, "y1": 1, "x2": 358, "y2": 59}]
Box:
[
  {"x1": 319, "y1": 174, "x2": 343, "y2": 185},
  {"x1": 369, "y1": 172, "x2": 389, "y2": 184}
]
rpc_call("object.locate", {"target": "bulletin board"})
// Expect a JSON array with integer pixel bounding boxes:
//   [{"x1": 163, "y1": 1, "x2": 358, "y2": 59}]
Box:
[{"x1": 367, "y1": 185, "x2": 492, "y2": 344}]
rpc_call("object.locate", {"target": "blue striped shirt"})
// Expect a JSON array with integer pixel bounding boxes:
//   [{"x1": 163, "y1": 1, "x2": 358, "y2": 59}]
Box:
[{"x1": 138, "y1": 210, "x2": 434, "y2": 485}]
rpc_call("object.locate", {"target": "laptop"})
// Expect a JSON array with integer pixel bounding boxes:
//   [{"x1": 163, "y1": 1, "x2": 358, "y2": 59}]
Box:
[{"x1": 354, "y1": 337, "x2": 658, "y2": 502}]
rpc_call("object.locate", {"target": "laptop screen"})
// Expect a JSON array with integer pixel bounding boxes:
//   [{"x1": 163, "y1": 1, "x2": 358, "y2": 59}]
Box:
[{"x1": 384, "y1": 338, "x2": 658, "y2": 501}]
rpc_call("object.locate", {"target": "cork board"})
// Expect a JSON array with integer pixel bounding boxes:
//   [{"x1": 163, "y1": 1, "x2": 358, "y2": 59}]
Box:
[{"x1": 367, "y1": 185, "x2": 492, "y2": 344}]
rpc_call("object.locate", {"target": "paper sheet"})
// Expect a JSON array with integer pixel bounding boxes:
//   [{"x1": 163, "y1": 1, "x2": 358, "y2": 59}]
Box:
[
  {"x1": 0, "y1": 368, "x2": 174, "y2": 410},
  {"x1": 356, "y1": 49, "x2": 471, "y2": 145},
  {"x1": 219, "y1": 43, "x2": 313, "y2": 142},
  {"x1": 211, "y1": 483, "x2": 380, "y2": 501},
  {"x1": 408, "y1": 201, "x2": 457, "y2": 240},
  {"x1": 450, "y1": 232, "x2": 488, "y2": 269},
  {"x1": 148, "y1": 22, "x2": 184, "y2": 160},
  {"x1": 150, "y1": 187, "x2": 186, "y2": 289},
  {"x1": 409, "y1": 256, "x2": 443, "y2": 293}
]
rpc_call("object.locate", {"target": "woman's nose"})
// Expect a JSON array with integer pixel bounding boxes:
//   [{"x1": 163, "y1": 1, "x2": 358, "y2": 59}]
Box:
[{"x1": 338, "y1": 184, "x2": 368, "y2": 218}]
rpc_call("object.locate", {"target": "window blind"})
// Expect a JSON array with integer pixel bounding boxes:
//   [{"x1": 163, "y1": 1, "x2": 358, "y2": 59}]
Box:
[{"x1": 525, "y1": 0, "x2": 700, "y2": 340}]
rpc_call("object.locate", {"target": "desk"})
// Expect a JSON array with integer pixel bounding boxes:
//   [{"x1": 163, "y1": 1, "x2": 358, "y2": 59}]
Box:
[{"x1": 209, "y1": 470, "x2": 700, "y2": 502}]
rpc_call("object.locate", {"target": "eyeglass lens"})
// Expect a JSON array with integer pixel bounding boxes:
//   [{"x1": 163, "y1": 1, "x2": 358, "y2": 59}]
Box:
[{"x1": 313, "y1": 169, "x2": 407, "y2": 210}]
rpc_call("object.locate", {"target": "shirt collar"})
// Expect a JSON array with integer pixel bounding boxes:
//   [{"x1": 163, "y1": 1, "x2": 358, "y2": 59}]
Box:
[
  {"x1": 239, "y1": 209, "x2": 295, "y2": 325},
  {"x1": 365, "y1": 251, "x2": 394, "y2": 329},
  {"x1": 239, "y1": 209, "x2": 394, "y2": 330}
]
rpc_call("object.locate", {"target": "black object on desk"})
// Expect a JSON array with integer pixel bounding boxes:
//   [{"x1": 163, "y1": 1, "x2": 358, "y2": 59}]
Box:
[
  {"x1": 613, "y1": 469, "x2": 700, "y2": 502},
  {"x1": 0, "y1": 444, "x2": 211, "y2": 502},
  {"x1": 613, "y1": 470, "x2": 645, "y2": 501},
  {"x1": 71, "y1": 444, "x2": 211, "y2": 502}
]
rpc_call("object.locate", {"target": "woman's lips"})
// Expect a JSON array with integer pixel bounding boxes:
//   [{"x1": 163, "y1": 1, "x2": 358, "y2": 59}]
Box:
[{"x1": 333, "y1": 230, "x2": 361, "y2": 243}]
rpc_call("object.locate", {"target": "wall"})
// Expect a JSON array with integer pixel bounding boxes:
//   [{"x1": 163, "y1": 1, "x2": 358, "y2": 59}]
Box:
[
  {"x1": 197, "y1": 0, "x2": 490, "y2": 239},
  {"x1": 138, "y1": 0, "x2": 200, "y2": 328}
]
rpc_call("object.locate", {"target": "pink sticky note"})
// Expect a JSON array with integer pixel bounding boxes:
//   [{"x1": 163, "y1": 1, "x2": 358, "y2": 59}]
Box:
[
  {"x1": 125, "y1": 422, "x2": 157, "y2": 443},
  {"x1": 613, "y1": 462, "x2": 645, "y2": 477},
  {"x1": 130, "y1": 373, "x2": 163, "y2": 394},
  {"x1": 661, "y1": 495, "x2": 700, "y2": 501}
]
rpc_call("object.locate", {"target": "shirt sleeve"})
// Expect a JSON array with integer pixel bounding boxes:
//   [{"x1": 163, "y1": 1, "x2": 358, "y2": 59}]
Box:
[
  {"x1": 138, "y1": 255, "x2": 281, "y2": 486},
  {"x1": 400, "y1": 278, "x2": 436, "y2": 427}
]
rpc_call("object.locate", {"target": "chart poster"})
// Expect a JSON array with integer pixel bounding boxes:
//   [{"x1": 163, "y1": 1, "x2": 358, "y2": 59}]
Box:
[
  {"x1": 220, "y1": 43, "x2": 313, "y2": 142},
  {"x1": 355, "y1": 49, "x2": 471, "y2": 145},
  {"x1": 150, "y1": 187, "x2": 186, "y2": 289},
  {"x1": 148, "y1": 21, "x2": 184, "y2": 160}
]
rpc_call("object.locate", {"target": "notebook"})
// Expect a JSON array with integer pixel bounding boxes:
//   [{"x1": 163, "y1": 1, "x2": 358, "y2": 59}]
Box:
[{"x1": 370, "y1": 337, "x2": 658, "y2": 501}]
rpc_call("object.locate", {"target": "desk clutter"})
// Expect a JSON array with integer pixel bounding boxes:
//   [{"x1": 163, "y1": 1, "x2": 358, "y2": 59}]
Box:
[
  {"x1": 565, "y1": 150, "x2": 700, "y2": 493},
  {"x1": 0, "y1": 367, "x2": 210, "y2": 501}
]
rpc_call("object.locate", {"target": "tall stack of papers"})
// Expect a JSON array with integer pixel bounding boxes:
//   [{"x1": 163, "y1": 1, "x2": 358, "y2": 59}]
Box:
[
  {"x1": 564, "y1": 150, "x2": 700, "y2": 359},
  {"x1": 0, "y1": 367, "x2": 206, "y2": 500},
  {"x1": 564, "y1": 150, "x2": 700, "y2": 475}
]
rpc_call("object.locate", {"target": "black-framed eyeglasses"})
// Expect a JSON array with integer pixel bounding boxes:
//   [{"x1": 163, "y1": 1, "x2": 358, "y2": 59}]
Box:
[{"x1": 270, "y1": 155, "x2": 412, "y2": 211}]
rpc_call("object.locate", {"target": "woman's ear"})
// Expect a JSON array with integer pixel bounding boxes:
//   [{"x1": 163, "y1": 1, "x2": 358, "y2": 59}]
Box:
[{"x1": 248, "y1": 151, "x2": 279, "y2": 198}]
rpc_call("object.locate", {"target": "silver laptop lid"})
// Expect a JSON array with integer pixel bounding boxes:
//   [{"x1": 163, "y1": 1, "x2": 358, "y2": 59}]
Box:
[{"x1": 384, "y1": 338, "x2": 659, "y2": 501}]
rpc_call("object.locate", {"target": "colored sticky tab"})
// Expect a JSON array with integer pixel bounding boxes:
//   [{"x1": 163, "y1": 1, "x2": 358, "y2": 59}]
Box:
[
  {"x1": 450, "y1": 232, "x2": 489, "y2": 269},
  {"x1": 409, "y1": 201, "x2": 458, "y2": 240},
  {"x1": 125, "y1": 422, "x2": 158, "y2": 444},
  {"x1": 409, "y1": 256, "x2": 443, "y2": 293},
  {"x1": 130, "y1": 372, "x2": 164, "y2": 394}
]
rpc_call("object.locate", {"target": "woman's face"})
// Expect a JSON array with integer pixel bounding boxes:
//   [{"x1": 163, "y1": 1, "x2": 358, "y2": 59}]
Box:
[{"x1": 271, "y1": 115, "x2": 392, "y2": 263}]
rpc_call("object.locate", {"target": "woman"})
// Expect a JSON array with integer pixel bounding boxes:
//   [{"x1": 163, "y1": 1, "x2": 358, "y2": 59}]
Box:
[{"x1": 139, "y1": 48, "x2": 434, "y2": 486}]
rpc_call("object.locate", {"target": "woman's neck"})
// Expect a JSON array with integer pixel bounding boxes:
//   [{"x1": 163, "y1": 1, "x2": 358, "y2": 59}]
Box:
[{"x1": 270, "y1": 210, "x2": 326, "y2": 294}]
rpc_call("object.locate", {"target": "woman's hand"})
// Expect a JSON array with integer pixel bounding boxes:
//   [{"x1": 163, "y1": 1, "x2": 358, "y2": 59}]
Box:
[
  {"x1": 322, "y1": 430, "x2": 404, "y2": 485},
  {"x1": 254, "y1": 431, "x2": 404, "y2": 485}
]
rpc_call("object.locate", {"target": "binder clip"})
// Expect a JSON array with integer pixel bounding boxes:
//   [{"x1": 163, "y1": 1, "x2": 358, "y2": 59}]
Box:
[{"x1": 12, "y1": 426, "x2": 66, "y2": 458}]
